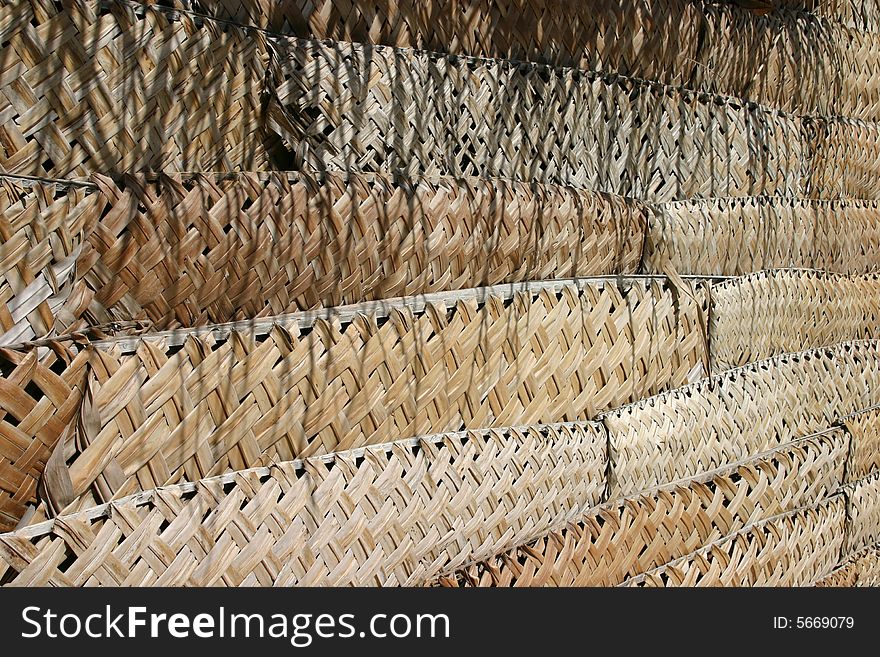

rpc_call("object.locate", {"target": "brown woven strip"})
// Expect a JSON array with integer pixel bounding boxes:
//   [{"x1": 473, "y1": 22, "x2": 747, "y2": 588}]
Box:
[
  {"x1": 843, "y1": 471, "x2": 880, "y2": 555},
  {"x1": 842, "y1": 406, "x2": 880, "y2": 482},
  {"x1": 806, "y1": 117, "x2": 880, "y2": 199},
  {"x1": 0, "y1": 0, "x2": 275, "y2": 179},
  {"x1": 0, "y1": 422, "x2": 607, "y2": 586},
  {"x1": 265, "y1": 36, "x2": 806, "y2": 200},
  {"x1": 815, "y1": 542, "x2": 880, "y2": 586},
  {"x1": 643, "y1": 197, "x2": 880, "y2": 276},
  {"x1": 709, "y1": 270, "x2": 880, "y2": 371},
  {"x1": 9, "y1": 278, "x2": 707, "y2": 525},
  {"x1": 431, "y1": 431, "x2": 847, "y2": 587},
  {"x1": 603, "y1": 341, "x2": 880, "y2": 498},
  {"x1": 0, "y1": 171, "x2": 647, "y2": 339},
  {"x1": 620, "y1": 497, "x2": 846, "y2": 586}
]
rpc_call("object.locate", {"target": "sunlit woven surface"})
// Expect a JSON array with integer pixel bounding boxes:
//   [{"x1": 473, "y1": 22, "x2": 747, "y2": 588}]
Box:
[
  {"x1": 0, "y1": 423, "x2": 607, "y2": 586},
  {"x1": 643, "y1": 197, "x2": 880, "y2": 276},
  {"x1": 603, "y1": 341, "x2": 880, "y2": 498},
  {"x1": 807, "y1": 117, "x2": 880, "y2": 200},
  {"x1": 709, "y1": 270, "x2": 880, "y2": 371},
  {"x1": 22, "y1": 278, "x2": 707, "y2": 524},
  {"x1": 266, "y1": 36, "x2": 806, "y2": 200},
  {"x1": 0, "y1": 0, "x2": 273, "y2": 178},
  {"x1": 432, "y1": 431, "x2": 846, "y2": 587},
  {"x1": 621, "y1": 498, "x2": 845, "y2": 586},
  {"x1": 815, "y1": 543, "x2": 880, "y2": 586},
  {"x1": 842, "y1": 406, "x2": 880, "y2": 482},
  {"x1": 0, "y1": 171, "x2": 646, "y2": 337},
  {"x1": 844, "y1": 472, "x2": 880, "y2": 556}
]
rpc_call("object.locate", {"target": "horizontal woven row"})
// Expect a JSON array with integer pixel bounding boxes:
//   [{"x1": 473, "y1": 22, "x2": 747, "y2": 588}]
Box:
[
  {"x1": 602, "y1": 340, "x2": 880, "y2": 497},
  {"x1": 432, "y1": 431, "x2": 846, "y2": 586},
  {"x1": 844, "y1": 471, "x2": 880, "y2": 556},
  {"x1": 815, "y1": 543, "x2": 880, "y2": 586},
  {"x1": 621, "y1": 498, "x2": 845, "y2": 586},
  {"x1": 0, "y1": 172, "x2": 646, "y2": 344},
  {"x1": 0, "y1": 277, "x2": 709, "y2": 530},
  {"x1": 709, "y1": 270, "x2": 880, "y2": 370},
  {"x1": 644, "y1": 197, "x2": 880, "y2": 276},
  {"x1": 842, "y1": 406, "x2": 880, "y2": 481},
  {"x1": 180, "y1": 0, "x2": 880, "y2": 119},
  {"x1": 0, "y1": 423, "x2": 607, "y2": 586}
]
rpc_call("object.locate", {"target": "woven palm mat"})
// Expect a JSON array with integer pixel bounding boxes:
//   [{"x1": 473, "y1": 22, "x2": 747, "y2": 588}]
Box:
[
  {"x1": 0, "y1": 172, "x2": 647, "y2": 341},
  {"x1": 620, "y1": 497, "x2": 845, "y2": 586},
  {"x1": 806, "y1": 117, "x2": 880, "y2": 199},
  {"x1": 643, "y1": 197, "x2": 880, "y2": 276},
  {"x1": 265, "y1": 36, "x2": 806, "y2": 200},
  {"x1": 815, "y1": 542, "x2": 880, "y2": 587},
  {"x1": 0, "y1": 422, "x2": 608, "y2": 586},
  {"x1": 602, "y1": 340, "x2": 880, "y2": 498},
  {"x1": 709, "y1": 270, "x2": 880, "y2": 371},
  {"x1": 2, "y1": 277, "x2": 708, "y2": 530},
  {"x1": 0, "y1": 0, "x2": 277, "y2": 179},
  {"x1": 842, "y1": 406, "x2": 880, "y2": 482},
  {"x1": 431, "y1": 431, "x2": 846, "y2": 587},
  {"x1": 183, "y1": 1, "x2": 880, "y2": 120},
  {"x1": 843, "y1": 471, "x2": 880, "y2": 556}
]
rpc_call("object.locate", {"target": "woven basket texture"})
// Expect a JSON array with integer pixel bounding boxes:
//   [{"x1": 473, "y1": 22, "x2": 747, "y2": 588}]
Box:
[
  {"x1": 709, "y1": 270, "x2": 880, "y2": 371},
  {"x1": 842, "y1": 406, "x2": 880, "y2": 482},
  {"x1": 643, "y1": 198, "x2": 880, "y2": 276},
  {"x1": 0, "y1": 172, "x2": 646, "y2": 343},
  {"x1": 432, "y1": 431, "x2": 846, "y2": 587},
  {"x1": 843, "y1": 471, "x2": 880, "y2": 556},
  {"x1": 815, "y1": 543, "x2": 880, "y2": 586}
]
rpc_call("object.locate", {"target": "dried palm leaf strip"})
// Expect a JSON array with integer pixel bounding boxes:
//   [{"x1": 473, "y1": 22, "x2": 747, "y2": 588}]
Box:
[
  {"x1": 643, "y1": 197, "x2": 880, "y2": 276},
  {"x1": 0, "y1": 170, "x2": 647, "y2": 339},
  {"x1": 0, "y1": 0, "x2": 275, "y2": 179},
  {"x1": 709, "y1": 270, "x2": 880, "y2": 371},
  {"x1": 815, "y1": 542, "x2": 880, "y2": 586},
  {"x1": 603, "y1": 340, "x2": 880, "y2": 498},
  {"x1": 620, "y1": 497, "x2": 845, "y2": 586},
  {"x1": 841, "y1": 405, "x2": 880, "y2": 482},
  {"x1": 805, "y1": 117, "x2": 880, "y2": 199},
  {"x1": 0, "y1": 421, "x2": 607, "y2": 586},
  {"x1": 842, "y1": 471, "x2": 880, "y2": 555},
  {"x1": 23, "y1": 277, "x2": 708, "y2": 523},
  {"x1": 432, "y1": 430, "x2": 847, "y2": 587},
  {"x1": 265, "y1": 35, "x2": 806, "y2": 200},
  {"x1": 749, "y1": 1, "x2": 880, "y2": 31}
]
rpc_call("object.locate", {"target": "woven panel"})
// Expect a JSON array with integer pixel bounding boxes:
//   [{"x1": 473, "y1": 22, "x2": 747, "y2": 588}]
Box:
[
  {"x1": 806, "y1": 118, "x2": 880, "y2": 200},
  {"x1": 842, "y1": 407, "x2": 880, "y2": 482},
  {"x1": 815, "y1": 543, "x2": 880, "y2": 586},
  {"x1": 643, "y1": 197, "x2": 880, "y2": 276},
  {"x1": 77, "y1": 171, "x2": 644, "y2": 329},
  {"x1": 844, "y1": 472, "x2": 880, "y2": 556},
  {"x1": 265, "y1": 37, "x2": 806, "y2": 200},
  {"x1": 0, "y1": 0, "x2": 273, "y2": 178},
  {"x1": 709, "y1": 271, "x2": 880, "y2": 371},
  {"x1": 603, "y1": 341, "x2": 880, "y2": 499},
  {"x1": 27, "y1": 279, "x2": 707, "y2": 520},
  {"x1": 0, "y1": 346, "x2": 90, "y2": 532},
  {"x1": 432, "y1": 431, "x2": 847, "y2": 587},
  {"x1": 621, "y1": 498, "x2": 846, "y2": 586},
  {"x1": 0, "y1": 178, "x2": 107, "y2": 345},
  {"x1": 0, "y1": 422, "x2": 607, "y2": 586}
]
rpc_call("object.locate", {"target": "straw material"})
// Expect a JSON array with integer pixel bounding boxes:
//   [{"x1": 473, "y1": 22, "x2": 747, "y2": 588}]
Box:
[
  {"x1": 643, "y1": 197, "x2": 880, "y2": 277},
  {"x1": 621, "y1": 497, "x2": 845, "y2": 586},
  {"x1": 843, "y1": 471, "x2": 880, "y2": 556},
  {"x1": 432, "y1": 431, "x2": 847, "y2": 587},
  {"x1": 603, "y1": 341, "x2": 880, "y2": 498},
  {"x1": 709, "y1": 270, "x2": 880, "y2": 371},
  {"x1": 0, "y1": 178, "x2": 106, "y2": 345},
  {"x1": 0, "y1": 422, "x2": 608, "y2": 586},
  {"x1": 0, "y1": 171, "x2": 646, "y2": 338},
  {"x1": 806, "y1": 117, "x2": 880, "y2": 200},
  {"x1": 265, "y1": 36, "x2": 806, "y2": 200},
  {"x1": 815, "y1": 543, "x2": 880, "y2": 586},
  {"x1": 21, "y1": 278, "x2": 707, "y2": 524},
  {"x1": 842, "y1": 406, "x2": 880, "y2": 482},
  {"x1": 0, "y1": 0, "x2": 273, "y2": 179},
  {"x1": 0, "y1": 345, "x2": 89, "y2": 532}
]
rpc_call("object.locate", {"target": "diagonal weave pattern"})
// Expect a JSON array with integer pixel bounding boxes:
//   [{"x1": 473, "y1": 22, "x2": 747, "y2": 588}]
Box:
[
  {"x1": 602, "y1": 341, "x2": 880, "y2": 498},
  {"x1": 620, "y1": 498, "x2": 846, "y2": 586},
  {"x1": 0, "y1": 423, "x2": 607, "y2": 586},
  {"x1": 815, "y1": 542, "x2": 880, "y2": 586},
  {"x1": 432, "y1": 432, "x2": 847, "y2": 587},
  {"x1": 842, "y1": 406, "x2": 880, "y2": 482},
  {"x1": 265, "y1": 36, "x2": 806, "y2": 200},
  {"x1": 643, "y1": 197, "x2": 880, "y2": 277},
  {"x1": 0, "y1": 0, "x2": 274, "y2": 179},
  {"x1": 806, "y1": 117, "x2": 880, "y2": 199},
  {"x1": 709, "y1": 270, "x2": 880, "y2": 371},
  {"x1": 843, "y1": 471, "x2": 880, "y2": 556},
  {"x1": 27, "y1": 279, "x2": 707, "y2": 521}
]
